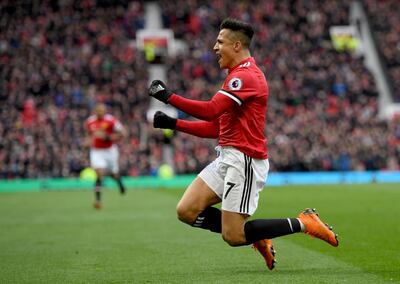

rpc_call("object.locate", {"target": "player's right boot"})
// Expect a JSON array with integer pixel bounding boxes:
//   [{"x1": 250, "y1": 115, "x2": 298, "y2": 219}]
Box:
[
  {"x1": 298, "y1": 208, "x2": 339, "y2": 247},
  {"x1": 252, "y1": 239, "x2": 276, "y2": 270},
  {"x1": 119, "y1": 185, "x2": 126, "y2": 195},
  {"x1": 93, "y1": 201, "x2": 102, "y2": 210}
]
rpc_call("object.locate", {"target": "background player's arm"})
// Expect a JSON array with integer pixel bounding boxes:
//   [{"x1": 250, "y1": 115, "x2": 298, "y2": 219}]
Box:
[
  {"x1": 110, "y1": 121, "x2": 127, "y2": 142},
  {"x1": 83, "y1": 122, "x2": 94, "y2": 147}
]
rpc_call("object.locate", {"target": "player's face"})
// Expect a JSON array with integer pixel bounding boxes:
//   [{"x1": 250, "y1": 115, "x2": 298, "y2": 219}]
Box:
[
  {"x1": 95, "y1": 104, "x2": 106, "y2": 118},
  {"x1": 213, "y1": 29, "x2": 237, "y2": 69}
]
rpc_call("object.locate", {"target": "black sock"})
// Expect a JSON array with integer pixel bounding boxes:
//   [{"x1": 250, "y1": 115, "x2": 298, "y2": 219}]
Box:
[
  {"x1": 244, "y1": 218, "x2": 301, "y2": 244},
  {"x1": 191, "y1": 207, "x2": 222, "y2": 233},
  {"x1": 94, "y1": 178, "x2": 102, "y2": 202},
  {"x1": 115, "y1": 178, "x2": 125, "y2": 194},
  {"x1": 95, "y1": 191, "x2": 101, "y2": 202}
]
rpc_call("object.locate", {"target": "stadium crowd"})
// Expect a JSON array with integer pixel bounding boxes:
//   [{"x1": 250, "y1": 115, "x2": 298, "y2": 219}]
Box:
[
  {"x1": 0, "y1": 0, "x2": 156, "y2": 178},
  {"x1": 363, "y1": 0, "x2": 400, "y2": 102},
  {"x1": 0, "y1": 0, "x2": 399, "y2": 179}
]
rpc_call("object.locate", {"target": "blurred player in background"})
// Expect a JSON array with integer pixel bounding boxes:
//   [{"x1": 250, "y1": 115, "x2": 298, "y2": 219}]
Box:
[
  {"x1": 85, "y1": 103, "x2": 127, "y2": 209},
  {"x1": 149, "y1": 18, "x2": 338, "y2": 269}
]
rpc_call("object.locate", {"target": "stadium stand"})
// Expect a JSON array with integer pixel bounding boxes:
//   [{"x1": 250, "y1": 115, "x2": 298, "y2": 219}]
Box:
[
  {"x1": 0, "y1": 0, "x2": 399, "y2": 179},
  {"x1": 363, "y1": 0, "x2": 400, "y2": 102},
  {"x1": 0, "y1": 1, "x2": 160, "y2": 178}
]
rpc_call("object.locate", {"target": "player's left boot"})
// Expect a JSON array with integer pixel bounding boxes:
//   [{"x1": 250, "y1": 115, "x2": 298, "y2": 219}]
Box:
[
  {"x1": 298, "y1": 208, "x2": 339, "y2": 247},
  {"x1": 252, "y1": 239, "x2": 276, "y2": 270},
  {"x1": 119, "y1": 185, "x2": 126, "y2": 195},
  {"x1": 93, "y1": 201, "x2": 102, "y2": 210}
]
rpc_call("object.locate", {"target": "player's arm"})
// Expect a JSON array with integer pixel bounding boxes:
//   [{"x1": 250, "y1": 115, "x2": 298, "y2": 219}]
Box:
[
  {"x1": 83, "y1": 121, "x2": 93, "y2": 147},
  {"x1": 168, "y1": 93, "x2": 234, "y2": 121},
  {"x1": 148, "y1": 80, "x2": 235, "y2": 121},
  {"x1": 153, "y1": 111, "x2": 219, "y2": 138},
  {"x1": 110, "y1": 121, "x2": 127, "y2": 142},
  {"x1": 177, "y1": 119, "x2": 219, "y2": 138}
]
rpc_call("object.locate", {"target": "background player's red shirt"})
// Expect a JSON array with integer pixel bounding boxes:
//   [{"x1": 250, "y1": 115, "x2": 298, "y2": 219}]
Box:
[
  {"x1": 85, "y1": 114, "x2": 122, "y2": 149},
  {"x1": 217, "y1": 57, "x2": 268, "y2": 159}
]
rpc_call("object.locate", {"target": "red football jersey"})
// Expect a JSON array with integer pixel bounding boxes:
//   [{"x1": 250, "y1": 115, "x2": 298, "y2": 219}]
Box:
[
  {"x1": 85, "y1": 114, "x2": 123, "y2": 148},
  {"x1": 217, "y1": 57, "x2": 268, "y2": 159}
]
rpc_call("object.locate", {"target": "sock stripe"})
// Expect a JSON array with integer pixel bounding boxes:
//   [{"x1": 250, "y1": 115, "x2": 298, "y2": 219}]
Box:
[
  {"x1": 287, "y1": 218, "x2": 294, "y2": 232},
  {"x1": 193, "y1": 216, "x2": 205, "y2": 227},
  {"x1": 190, "y1": 207, "x2": 222, "y2": 233}
]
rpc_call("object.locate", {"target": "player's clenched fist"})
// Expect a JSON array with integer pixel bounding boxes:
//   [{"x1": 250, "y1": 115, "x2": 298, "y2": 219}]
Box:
[
  {"x1": 153, "y1": 111, "x2": 177, "y2": 129},
  {"x1": 148, "y1": 80, "x2": 173, "y2": 104}
]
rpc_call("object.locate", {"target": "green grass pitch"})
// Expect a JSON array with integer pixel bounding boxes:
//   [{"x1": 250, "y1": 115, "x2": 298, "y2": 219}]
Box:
[{"x1": 1, "y1": 183, "x2": 399, "y2": 283}]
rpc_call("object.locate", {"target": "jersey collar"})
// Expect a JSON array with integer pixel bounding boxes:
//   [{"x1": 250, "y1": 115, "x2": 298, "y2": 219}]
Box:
[{"x1": 228, "y1": 57, "x2": 255, "y2": 74}]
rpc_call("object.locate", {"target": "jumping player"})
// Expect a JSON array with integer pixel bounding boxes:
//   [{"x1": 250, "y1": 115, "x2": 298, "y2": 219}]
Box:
[
  {"x1": 85, "y1": 103, "x2": 127, "y2": 209},
  {"x1": 149, "y1": 18, "x2": 338, "y2": 269}
]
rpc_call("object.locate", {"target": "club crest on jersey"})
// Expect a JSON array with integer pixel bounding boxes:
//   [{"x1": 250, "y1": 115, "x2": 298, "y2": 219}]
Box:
[{"x1": 228, "y1": 77, "x2": 242, "y2": 90}]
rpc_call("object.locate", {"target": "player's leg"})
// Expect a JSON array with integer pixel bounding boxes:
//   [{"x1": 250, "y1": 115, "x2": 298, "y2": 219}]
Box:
[
  {"x1": 219, "y1": 150, "x2": 278, "y2": 269},
  {"x1": 244, "y1": 210, "x2": 338, "y2": 246},
  {"x1": 93, "y1": 168, "x2": 105, "y2": 209},
  {"x1": 239, "y1": 158, "x2": 338, "y2": 247},
  {"x1": 220, "y1": 154, "x2": 303, "y2": 243},
  {"x1": 219, "y1": 159, "x2": 298, "y2": 245},
  {"x1": 221, "y1": 210, "x2": 248, "y2": 245},
  {"x1": 111, "y1": 173, "x2": 126, "y2": 194},
  {"x1": 109, "y1": 145, "x2": 126, "y2": 194},
  {"x1": 222, "y1": 155, "x2": 338, "y2": 247},
  {"x1": 221, "y1": 210, "x2": 277, "y2": 270},
  {"x1": 176, "y1": 176, "x2": 222, "y2": 233},
  {"x1": 90, "y1": 148, "x2": 107, "y2": 209}
]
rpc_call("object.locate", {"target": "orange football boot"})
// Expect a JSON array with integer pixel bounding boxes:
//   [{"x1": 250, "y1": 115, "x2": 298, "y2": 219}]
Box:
[
  {"x1": 252, "y1": 239, "x2": 276, "y2": 270},
  {"x1": 298, "y1": 208, "x2": 339, "y2": 247}
]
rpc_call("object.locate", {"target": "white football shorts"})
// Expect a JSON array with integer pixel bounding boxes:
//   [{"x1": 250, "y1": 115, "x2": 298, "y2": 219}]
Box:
[
  {"x1": 198, "y1": 146, "x2": 269, "y2": 216},
  {"x1": 90, "y1": 145, "x2": 119, "y2": 174}
]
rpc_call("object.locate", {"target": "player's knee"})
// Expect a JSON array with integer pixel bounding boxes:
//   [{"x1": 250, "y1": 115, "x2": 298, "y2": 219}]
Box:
[
  {"x1": 176, "y1": 202, "x2": 196, "y2": 225},
  {"x1": 222, "y1": 230, "x2": 246, "y2": 247},
  {"x1": 95, "y1": 170, "x2": 104, "y2": 180},
  {"x1": 110, "y1": 173, "x2": 118, "y2": 179}
]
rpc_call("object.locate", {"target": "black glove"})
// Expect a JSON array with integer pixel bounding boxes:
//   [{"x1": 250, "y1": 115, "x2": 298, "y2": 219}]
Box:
[
  {"x1": 153, "y1": 111, "x2": 177, "y2": 129},
  {"x1": 148, "y1": 80, "x2": 173, "y2": 104}
]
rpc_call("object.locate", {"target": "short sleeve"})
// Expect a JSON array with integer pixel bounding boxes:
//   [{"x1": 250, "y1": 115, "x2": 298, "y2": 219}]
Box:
[{"x1": 113, "y1": 120, "x2": 123, "y2": 131}]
